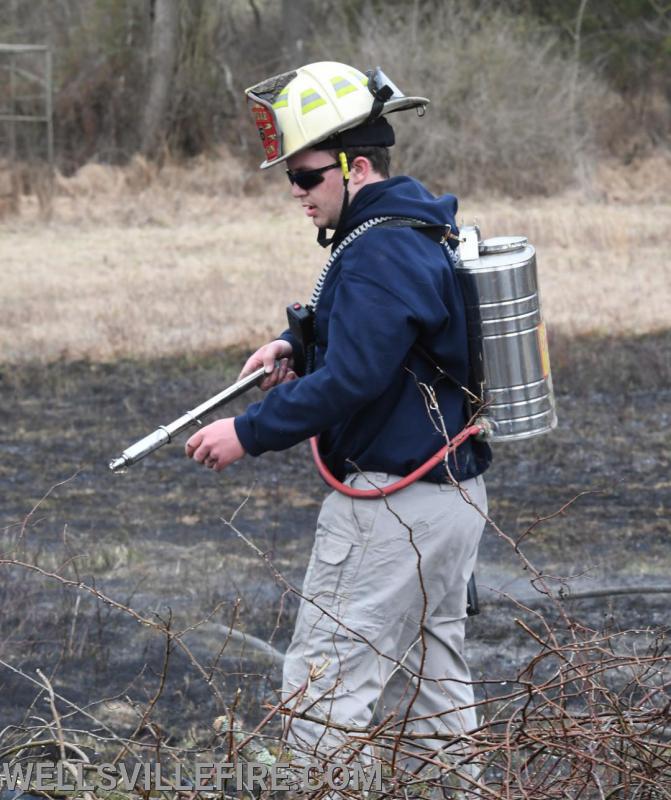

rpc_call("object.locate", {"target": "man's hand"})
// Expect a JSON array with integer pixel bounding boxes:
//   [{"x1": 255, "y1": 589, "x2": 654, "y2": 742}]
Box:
[
  {"x1": 239, "y1": 339, "x2": 297, "y2": 391},
  {"x1": 185, "y1": 418, "x2": 245, "y2": 472}
]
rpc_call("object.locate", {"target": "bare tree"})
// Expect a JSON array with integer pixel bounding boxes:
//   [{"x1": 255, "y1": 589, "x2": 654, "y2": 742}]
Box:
[
  {"x1": 281, "y1": 0, "x2": 310, "y2": 65},
  {"x1": 141, "y1": 0, "x2": 179, "y2": 158}
]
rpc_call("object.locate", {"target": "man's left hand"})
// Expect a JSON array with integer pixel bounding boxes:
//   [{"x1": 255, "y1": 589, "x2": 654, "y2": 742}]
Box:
[{"x1": 185, "y1": 418, "x2": 245, "y2": 472}]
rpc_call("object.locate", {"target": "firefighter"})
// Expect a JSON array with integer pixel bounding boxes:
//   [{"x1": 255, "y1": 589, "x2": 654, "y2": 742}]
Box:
[{"x1": 185, "y1": 62, "x2": 491, "y2": 784}]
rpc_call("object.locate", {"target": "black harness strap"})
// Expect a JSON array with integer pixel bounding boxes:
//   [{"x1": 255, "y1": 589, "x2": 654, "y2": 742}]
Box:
[{"x1": 375, "y1": 217, "x2": 467, "y2": 393}]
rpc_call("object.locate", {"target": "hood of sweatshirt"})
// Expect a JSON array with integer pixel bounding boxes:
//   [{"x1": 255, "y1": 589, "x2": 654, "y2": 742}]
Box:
[{"x1": 337, "y1": 175, "x2": 458, "y2": 243}]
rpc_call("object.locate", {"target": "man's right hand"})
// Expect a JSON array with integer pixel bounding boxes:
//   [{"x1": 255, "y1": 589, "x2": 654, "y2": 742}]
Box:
[{"x1": 239, "y1": 339, "x2": 297, "y2": 391}]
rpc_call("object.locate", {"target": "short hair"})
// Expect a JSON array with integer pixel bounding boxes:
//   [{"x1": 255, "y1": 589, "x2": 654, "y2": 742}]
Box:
[{"x1": 330, "y1": 146, "x2": 391, "y2": 179}]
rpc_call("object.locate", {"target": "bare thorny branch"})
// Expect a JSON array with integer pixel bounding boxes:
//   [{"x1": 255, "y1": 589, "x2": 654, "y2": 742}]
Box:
[{"x1": 1, "y1": 435, "x2": 669, "y2": 800}]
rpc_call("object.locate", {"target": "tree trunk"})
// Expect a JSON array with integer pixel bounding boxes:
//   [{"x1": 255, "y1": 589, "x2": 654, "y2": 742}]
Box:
[
  {"x1": 281, "y1": 0, "x2": 310, "y2": 65},
  {"x1": 141, "y1": 0, "x2": 179, "y2": 158}
]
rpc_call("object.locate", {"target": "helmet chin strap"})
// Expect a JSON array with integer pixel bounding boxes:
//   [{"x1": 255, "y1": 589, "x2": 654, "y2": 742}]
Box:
[{"x1": 317, "y1": 152, "x2": 350, "y2": 248}]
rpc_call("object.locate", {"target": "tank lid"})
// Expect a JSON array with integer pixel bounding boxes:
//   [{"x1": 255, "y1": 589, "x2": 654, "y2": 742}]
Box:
[{"x1": 480, "y1": 235, "x2": 528, "y2": 255}]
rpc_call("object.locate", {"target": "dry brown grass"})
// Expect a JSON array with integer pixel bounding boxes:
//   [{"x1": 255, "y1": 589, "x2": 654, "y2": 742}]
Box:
[{"x1": 1, "y1": 152, "x2": 669, "y2": 364}]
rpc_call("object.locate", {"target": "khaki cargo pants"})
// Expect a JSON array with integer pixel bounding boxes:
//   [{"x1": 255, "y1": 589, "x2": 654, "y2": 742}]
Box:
[{"x1": 282, "y1": 472, "x2": 487, "y2": 780}]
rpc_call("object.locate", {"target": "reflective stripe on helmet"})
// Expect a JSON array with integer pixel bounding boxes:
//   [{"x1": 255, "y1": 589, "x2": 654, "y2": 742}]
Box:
[
  {"x1": 301, "y1": 89, "x2": 327, "y2": 114},
  {"x1": 272, "y1": 90, "x2": 289, "y2": 110},
  {"x1": 330, "y1": 76, "x2": 359, "y2": 98},
  {"x1": 349, "y1": 69, "x2": 369, "y2": 86}
]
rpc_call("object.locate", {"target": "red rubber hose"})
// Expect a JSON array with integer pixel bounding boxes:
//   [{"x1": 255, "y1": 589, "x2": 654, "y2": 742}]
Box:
[{"x1": 309, "y1": 425, "x2": 483, "y2": 499}]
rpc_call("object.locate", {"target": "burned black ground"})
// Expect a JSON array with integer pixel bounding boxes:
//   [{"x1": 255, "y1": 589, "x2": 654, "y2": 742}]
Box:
[{"x1": 0, "y1": 331, "x2": 669, "y2": 742}]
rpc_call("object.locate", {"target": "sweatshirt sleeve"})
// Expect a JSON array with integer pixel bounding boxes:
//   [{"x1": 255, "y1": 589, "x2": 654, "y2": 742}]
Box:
[
  {"x1": 277, "y1": 327, "x2": 301, "y2": 356},
  {"x1": 234, "y1": 229, "x2": 442, "y2": 455}
]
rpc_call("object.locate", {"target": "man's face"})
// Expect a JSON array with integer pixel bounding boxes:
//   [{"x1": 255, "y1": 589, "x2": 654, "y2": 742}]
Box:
[{"x1": 286, "y1": 149, "x2": 344, "y2": 230}]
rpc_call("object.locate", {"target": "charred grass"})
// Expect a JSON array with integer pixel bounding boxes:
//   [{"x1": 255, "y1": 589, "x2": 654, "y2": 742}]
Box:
[{"x1": 1, "y1": 332, "x2": 669, "y2": 739}]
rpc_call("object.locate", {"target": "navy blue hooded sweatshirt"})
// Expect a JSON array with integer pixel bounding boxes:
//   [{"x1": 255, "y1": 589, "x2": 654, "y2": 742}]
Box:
[{"x1": 234, "y1": 176, "x2": 491, "y2": 482}]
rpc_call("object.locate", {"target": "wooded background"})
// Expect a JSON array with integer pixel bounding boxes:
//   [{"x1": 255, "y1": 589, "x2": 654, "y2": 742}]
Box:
[{"x1": 1, "y1": 0, "x2": 669, "y2": 195}]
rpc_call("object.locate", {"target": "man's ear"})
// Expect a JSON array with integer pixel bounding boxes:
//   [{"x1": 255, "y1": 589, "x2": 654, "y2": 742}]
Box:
[{"x1": 349, "y1": 156, "x2": 371, "y2": 185}]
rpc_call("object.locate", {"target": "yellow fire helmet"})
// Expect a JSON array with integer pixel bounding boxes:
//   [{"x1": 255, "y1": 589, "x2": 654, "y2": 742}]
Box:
[{"x1": 245, "y1": 61, "x2": 429, "y2": 168}]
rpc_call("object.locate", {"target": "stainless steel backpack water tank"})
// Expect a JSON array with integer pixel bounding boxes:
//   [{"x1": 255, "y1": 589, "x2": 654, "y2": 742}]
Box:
[{"x1": 455, "y1": 227, "x2": 558, "y2": 441}]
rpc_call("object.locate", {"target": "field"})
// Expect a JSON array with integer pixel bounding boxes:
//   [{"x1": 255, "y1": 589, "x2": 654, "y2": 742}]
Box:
[
  {"x1": 1, "y1": 152, "x2": 670, "y2": 363},
  {"x1": 1, "y1": 155, "x2": 670, "y2": 794}
]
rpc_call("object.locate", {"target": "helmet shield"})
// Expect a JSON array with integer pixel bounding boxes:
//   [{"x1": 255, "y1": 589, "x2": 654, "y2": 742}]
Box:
[
  {"x1": 248, "y1": 97, "x2": 283, "y2": 163},
  {"x1": 246, "y1": 69, "x2": 297, "y2": 164}
]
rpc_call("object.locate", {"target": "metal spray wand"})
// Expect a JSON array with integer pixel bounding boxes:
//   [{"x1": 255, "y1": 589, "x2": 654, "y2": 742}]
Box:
[{"x1": 108, "y1": 364, "x2": 271, "y2": 472}]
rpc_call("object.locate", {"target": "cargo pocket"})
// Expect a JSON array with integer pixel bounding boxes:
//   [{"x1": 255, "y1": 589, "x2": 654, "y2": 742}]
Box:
[
  {"x1": 309, "y1": 533, "x2": 353, "y2": 600},
  {"x1": 299, "y1": 528, "x2": 357, "y2": 635}
]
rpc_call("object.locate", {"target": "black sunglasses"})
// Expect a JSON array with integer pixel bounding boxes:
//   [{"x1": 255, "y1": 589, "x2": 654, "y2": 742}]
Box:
[{"x1": 286, "y1": 162, "x2": 340, "y2": 190}]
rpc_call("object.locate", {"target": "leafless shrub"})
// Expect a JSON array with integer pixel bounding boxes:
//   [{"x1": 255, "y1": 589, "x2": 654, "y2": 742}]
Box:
[
  {"x1": 1, "y1": 476, "x2": 669, "y2": 799},
  {"x1": 322, "y1": 3, "x2": 611, "y2": 196}
]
